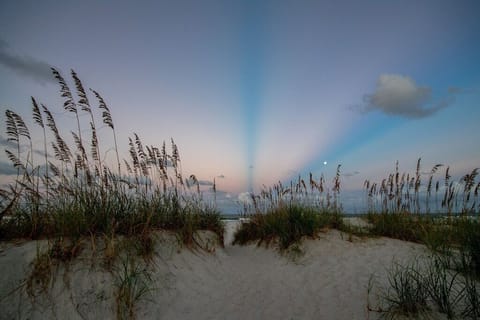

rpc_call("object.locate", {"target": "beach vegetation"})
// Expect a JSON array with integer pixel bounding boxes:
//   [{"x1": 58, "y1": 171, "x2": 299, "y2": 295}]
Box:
[
  {"x1": 113, "y1": 254, "x2": 154, "y2": 320},
  {"x1": 372, "y1": 254, "x2": 479, "y2": 320},
  {"x1": 0, "y1": 68, "x2": 224, "y2": 247},
  {"x1": 363, "y1": 160, "x2": 479, "y2": 215},
  {"x1": 26, "y1": 245, "x2": 54, "y2": 298},
  {"x1": 233, "y1": 167, "x2": 344, "y2": 250},
  {"x1": 380, "y1": 259, "x2": 430, "y2": 319},
  {"x1": 233, "y1": 204, "x2": 342, "y2": 250}
]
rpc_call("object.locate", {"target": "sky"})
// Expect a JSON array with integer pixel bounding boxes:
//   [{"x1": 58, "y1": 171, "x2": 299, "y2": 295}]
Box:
[{"x1": 1, "y1": 0, "x2": 479, "y2": 213}]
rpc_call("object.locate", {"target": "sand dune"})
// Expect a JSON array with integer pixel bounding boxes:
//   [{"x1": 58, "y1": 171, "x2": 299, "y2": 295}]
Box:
[{"x1": 0, "y1": 221, "x2": 428, "y2": 320}]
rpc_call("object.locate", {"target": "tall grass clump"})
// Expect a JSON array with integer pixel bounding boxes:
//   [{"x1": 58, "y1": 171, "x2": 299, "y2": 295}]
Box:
[
  {"x1": 366, "y1": 212, "x2": 436, "y2": 243},
  {"x1": 233, "y1": 205, "x2": 342, "y2": 250},
  {"x1": 233, "y1": 166, "x2": 344, "y2": 250},
  {"x1": 424, "y1": 257, "x2": 464, "y2": 319},
  {"x1": 372, "y1": 254, "x2": 480, "y2": 320},
  {"x1": 366, "y1": 212, "x2": 480, "y2": 278},
  {"x1": 380, "y1": 260, "x2": 430, "y2": 319},
  {"x1": 428, "y1": 218, "x2": 480, "y2": 280},
  {"x1": 114, "y1": 254, "x2": 154, "y2": 320},
  {"x1": 0, "y1": 68, "x2": 224, "y2": 246},
  {"x1": 364, "y1": 159, "x2": 479, "y2": 215},
  {"x1": 454, "y1": 218, "x2": 480, "y2": 278}
]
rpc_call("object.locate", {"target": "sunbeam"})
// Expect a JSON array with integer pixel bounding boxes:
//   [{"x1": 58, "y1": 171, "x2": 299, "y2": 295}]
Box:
[{"x1": 240, "y1": 1, "x2": 267, "y2": 192}]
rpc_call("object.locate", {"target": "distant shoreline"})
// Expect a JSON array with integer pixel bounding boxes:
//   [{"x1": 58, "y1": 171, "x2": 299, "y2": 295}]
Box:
[{"x1": 219, "y1": 211, "x2": 470, "y2": 219}]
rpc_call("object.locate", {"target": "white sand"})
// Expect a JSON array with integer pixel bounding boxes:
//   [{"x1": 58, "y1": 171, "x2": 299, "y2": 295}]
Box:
[{"x1": 0, "y1": 221, "x2": 429, "y2": 320}]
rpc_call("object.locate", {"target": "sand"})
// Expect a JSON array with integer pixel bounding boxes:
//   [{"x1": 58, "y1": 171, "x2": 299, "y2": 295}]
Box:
[{"x1": 0, "y1": 220, "x2": 429, "y2": 320}]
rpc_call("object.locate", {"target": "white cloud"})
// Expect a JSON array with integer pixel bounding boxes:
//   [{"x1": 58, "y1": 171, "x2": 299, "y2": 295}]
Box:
[{"x1": 361, "y1": 74, "x2": 453, "y2": 118}]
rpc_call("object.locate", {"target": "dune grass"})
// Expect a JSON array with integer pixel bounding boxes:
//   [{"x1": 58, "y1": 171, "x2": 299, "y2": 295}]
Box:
[
  {"x1": 365, "y1": 212, "x2": 435, "y2": 243},
  {"x1": 365, "y1": 212, "x2": 480, "y2": 278},
  {"x1": 114, "y1": 254, "x2": 154, "y2": 320},
  {"x1": 233, "y1": 159, "x2": 479, "y2": 253},
  {"x1": 372, "y1": 253, "x2": 480, "y2": 320},
  {"x1": 363, "y1": 159, "x2": 479, "y2": 215},
  {"x1": 233, "y1": 204, "x2": 342, "y2": 250},
  {"x1": 233, "y1": 166, "x2": 348, "y2": 250},
  {"x1": 0, "y1": 68, "x2": 224, "y2": 248},
  {"x1": 380, "y1": 259, "x2": 430, "y2": 319}
]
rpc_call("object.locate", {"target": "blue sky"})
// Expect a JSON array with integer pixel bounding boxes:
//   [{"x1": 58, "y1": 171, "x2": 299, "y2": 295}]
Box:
[{"x1": 1, "y1": 0, "x2": 479, "y2": 212}]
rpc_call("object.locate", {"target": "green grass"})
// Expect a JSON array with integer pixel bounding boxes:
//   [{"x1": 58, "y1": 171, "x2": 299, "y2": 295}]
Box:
[
  {"x1": 365, "y1": 212, "x2": 435, "y2": 243},
  {"x1": 365, "y1": 212, "x2": 480, "y2": 278},
  {"x1": 454, "y1": 218, "x2": 480, "y2": 278},
  {"x1": 233, "y1": 166, "x2": 345, "y2": 250},
  {"x1": 114, "y1": 254, "x2": 154, "y2": 320},
  {"x1": 380, "y1": 260, "x2": 430, "y2": 319},
  {"x1": 425, "y1": 257, "x2": 464, "y2": 319},
  {"x1": 372, "y1": 254, "x2": 480, "y2": 320},
  {"x1": 233, "y1": 204, "x2": 342, "y2": 250},
  {"x1": 26, "y1": 245, "x2": 54, "y2": 298},
  {"x1": 462, "y1": 275, "x2": 480, "y2": 319}
]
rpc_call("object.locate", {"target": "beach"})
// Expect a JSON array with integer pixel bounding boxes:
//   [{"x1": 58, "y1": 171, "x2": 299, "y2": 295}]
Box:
[{"x1": 0, "y1": 220, "x2": 429, "y2": 320}]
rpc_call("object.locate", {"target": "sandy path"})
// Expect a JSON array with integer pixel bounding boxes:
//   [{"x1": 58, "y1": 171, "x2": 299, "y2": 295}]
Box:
[{"x1": 145, "y1": 222, "x2": 427, "y2": 320}]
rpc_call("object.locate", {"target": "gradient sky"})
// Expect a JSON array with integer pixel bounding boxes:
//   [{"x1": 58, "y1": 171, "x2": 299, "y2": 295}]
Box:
[{"x1": 1, "y1": 0, "x2": 479, "y2": 211}]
